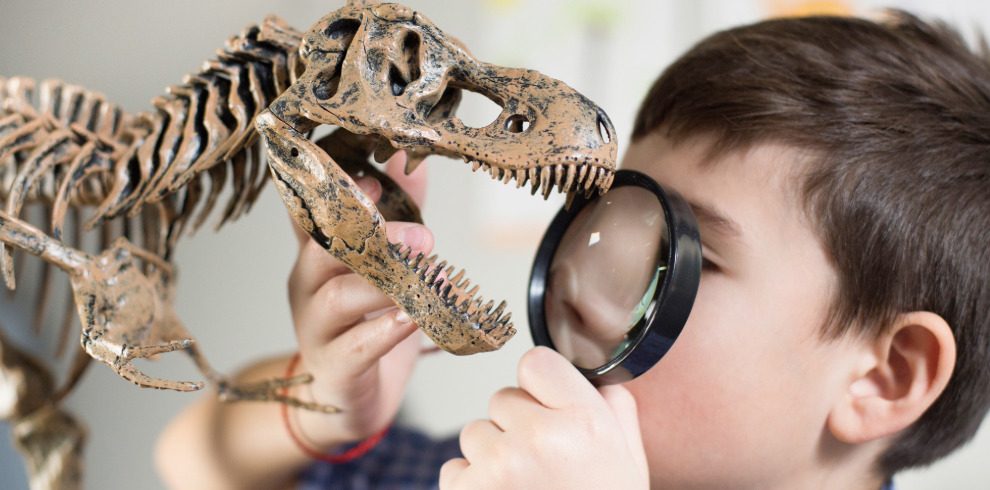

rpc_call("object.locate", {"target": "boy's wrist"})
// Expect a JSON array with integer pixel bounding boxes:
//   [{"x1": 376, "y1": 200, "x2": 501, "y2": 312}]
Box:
[{"x1": 282, "y1": 355, "x2": 390, "y2": 451}]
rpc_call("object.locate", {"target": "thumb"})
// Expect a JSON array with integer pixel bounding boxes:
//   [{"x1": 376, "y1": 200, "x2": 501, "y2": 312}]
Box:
[
  {"x1": 384, "y1": 222, "x2": 434, "y2": 257},
  {"x1": 599, "y1": 384, "x2": 649, "y2": 477}
]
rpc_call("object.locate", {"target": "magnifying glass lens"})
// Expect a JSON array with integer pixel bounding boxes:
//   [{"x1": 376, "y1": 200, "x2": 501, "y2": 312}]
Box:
[{"x1": 544, "y1": 186, "x2": 668, "y2": 370}]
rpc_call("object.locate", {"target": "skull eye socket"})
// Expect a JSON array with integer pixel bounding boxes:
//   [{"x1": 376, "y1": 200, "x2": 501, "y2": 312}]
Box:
[{"x1": 505, "y1": 114, "x2": 531, "y2": 133}]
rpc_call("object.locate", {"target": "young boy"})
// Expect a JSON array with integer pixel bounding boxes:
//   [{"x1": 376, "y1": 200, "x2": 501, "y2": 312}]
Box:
[{"x1": 156, "y1": 10, "x2": 989, "y2": 490}]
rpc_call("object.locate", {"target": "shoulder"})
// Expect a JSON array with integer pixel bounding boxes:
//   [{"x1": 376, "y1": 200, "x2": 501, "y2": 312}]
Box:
[{"x1": 296, "y1": 425, "x2": 461, "y2": 490}]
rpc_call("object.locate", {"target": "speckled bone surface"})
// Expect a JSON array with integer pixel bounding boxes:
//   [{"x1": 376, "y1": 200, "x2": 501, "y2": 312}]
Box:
[
  {"x1": 262, "y1": 0, "x2": 617, "y2": 354},
  {"x1": 0, "y1": 1, "x2": 617, "y2": 488}
]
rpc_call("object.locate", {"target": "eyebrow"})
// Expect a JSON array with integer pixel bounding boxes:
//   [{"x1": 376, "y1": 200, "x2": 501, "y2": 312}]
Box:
[{"x1": 687, "y1": 200, "x2": 742, "y2": 240}]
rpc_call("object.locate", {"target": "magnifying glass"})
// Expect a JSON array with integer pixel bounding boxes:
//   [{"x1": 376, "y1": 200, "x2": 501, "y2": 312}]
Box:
[{"x1": 528, "y1": 169, "x2": 702, "y2": 385}]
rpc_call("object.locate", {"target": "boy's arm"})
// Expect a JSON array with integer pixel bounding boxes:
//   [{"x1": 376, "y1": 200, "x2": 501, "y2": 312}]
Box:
[
  {"x1": 439, "y1": 347, "x2": 650, "y2": 490},
  {"x1": 156, "y1": 152, "x2": 431, "y2": 489},
  {"x1": 155, "y1": 354, "x2": 311, "y2": 490}
]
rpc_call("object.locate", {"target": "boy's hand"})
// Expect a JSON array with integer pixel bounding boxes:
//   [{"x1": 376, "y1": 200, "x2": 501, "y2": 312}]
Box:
[
  {"x1": 287, "y1": 151, "x2": 430, "y2": 448},
  {"x1": 439, "y1": 347, "x2": 650, "y2": 490}
]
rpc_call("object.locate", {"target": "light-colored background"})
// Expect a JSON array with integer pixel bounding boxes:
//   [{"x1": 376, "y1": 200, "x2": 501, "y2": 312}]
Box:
[{"x1": 1, "y1": 1, "x2": 988, "y2": 488}]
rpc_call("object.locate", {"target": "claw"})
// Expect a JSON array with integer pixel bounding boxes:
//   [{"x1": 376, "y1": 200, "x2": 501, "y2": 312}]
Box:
[{"x1": 216, "y1": 373, "x2": 341, "y2": 414}]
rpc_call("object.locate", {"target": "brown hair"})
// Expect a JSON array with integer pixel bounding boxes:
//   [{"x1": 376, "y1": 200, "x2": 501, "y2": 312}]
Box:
[{"x1": 632, "y1": 11, "x2": 990, "y2": 476}]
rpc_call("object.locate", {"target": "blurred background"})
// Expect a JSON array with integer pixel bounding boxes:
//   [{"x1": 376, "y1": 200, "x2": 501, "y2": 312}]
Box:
[{"x1": 1, "y1": 0, "x2": 988, "y2": 488}]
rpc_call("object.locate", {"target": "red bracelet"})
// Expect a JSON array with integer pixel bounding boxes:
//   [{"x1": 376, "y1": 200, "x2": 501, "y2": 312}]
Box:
[{"x1": 280, "y1": 353, "x2": 389, "y2": 464}]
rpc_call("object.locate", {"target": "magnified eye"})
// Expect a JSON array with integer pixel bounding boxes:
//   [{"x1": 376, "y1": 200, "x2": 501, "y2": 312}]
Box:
[{"x1": 529, "y1": 169, "x2": 702, "y2": 385}]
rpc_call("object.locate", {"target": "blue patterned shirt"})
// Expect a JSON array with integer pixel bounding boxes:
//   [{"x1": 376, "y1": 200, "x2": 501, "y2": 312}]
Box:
[
  {"x1": 297, "y1": 426, "x2": 460, "y2": 490},
  {"x1": 296, "y1": 425, "x2": 898, "y2": 490}
]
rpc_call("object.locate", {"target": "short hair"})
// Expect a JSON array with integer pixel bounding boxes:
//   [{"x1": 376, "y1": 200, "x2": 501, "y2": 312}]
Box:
[{"x1": 632, "y1": 11, "x2": 990, "y2": 476}]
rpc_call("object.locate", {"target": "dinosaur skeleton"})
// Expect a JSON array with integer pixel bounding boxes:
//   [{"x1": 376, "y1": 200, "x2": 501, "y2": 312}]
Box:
[{"x1": 0, "y1": 1, "x2": 617, "y2": 487}]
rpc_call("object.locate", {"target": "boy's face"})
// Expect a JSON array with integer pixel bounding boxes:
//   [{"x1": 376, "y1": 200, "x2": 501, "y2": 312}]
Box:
[{"x1": 621, "y1": 131, "x2": 855, "y2": 488}]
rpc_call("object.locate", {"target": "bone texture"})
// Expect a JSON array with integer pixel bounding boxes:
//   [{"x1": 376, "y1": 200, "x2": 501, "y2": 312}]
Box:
[{"x1": 0, "y1": 1, "x2": 617, "y2": 488}]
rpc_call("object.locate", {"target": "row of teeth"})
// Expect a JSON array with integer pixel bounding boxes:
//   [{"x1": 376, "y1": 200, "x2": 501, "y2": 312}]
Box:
[
  {"x1": 464, "y1": 157, "x2": 614, "y2": 199},
  {"x1": 391, "y1": 243, "x2": 513, "y2": 332}
]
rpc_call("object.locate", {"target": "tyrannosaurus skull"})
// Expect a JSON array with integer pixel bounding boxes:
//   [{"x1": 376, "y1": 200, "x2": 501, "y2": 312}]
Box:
[{"x1": 257, "y1": 1, "x2": 617, "y2": 355}]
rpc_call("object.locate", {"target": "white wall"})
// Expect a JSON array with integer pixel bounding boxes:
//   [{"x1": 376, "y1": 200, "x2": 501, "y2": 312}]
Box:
[{"x1": 0, "y1": 1, "x2": 987, "y2": 488}]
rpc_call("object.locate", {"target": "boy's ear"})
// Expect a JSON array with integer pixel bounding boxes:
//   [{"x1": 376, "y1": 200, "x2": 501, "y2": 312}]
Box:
[{"x1": 827, "y1": 311, "x2": 956, "y2": 444}]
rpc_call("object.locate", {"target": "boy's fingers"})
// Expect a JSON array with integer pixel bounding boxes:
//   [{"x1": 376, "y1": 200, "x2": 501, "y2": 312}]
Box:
[
  {"x1": 288, "y1": 239, "x2": 352, "y2": 299},
  {"x1": 384, "y1": 222, "x2": 433, "y2": 255},
  {"x1": 438, "y1": 458, "x2": 469, "y2": 489},
  {"x1": 298, "y1": 274, "x2": 397, "y2": 343},
  {"x1": 355, "y1": 175, "x2": 383, "y2": 203},
  {"x1": 383, "y1": 150, "x2": 428, "y2": 207},
  {"x1": 458, "y1": 419, "x2": 502, "y2": 464},
  {"x1": 516, "y1": 346, "x2": 601, "y2": 410},
  {"x1": 322, "y1": 309, "x2": 419, "y2": 379},
  {"x1": 487, "y1": 387, "x2": 541, "y2": 431},
  {"x1": 599, "y1": 384, "x2": 649, "y2": 474}
]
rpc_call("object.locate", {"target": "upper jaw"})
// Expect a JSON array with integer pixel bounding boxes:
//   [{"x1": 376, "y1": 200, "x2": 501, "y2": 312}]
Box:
[{"x1": 275, "y1": 1, "x2": 619, "y2": 197}]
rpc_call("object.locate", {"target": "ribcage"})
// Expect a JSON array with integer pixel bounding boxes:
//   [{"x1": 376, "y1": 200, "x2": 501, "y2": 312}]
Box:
[
  {"x1": 0, "y1": 16, "x2": 302, "y2": 263},
  {"x1": 0, "y1": 15, "x2": 303, "y2": 352}
]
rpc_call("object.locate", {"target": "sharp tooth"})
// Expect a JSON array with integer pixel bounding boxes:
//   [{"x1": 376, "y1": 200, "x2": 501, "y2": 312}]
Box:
[
  {"x1": 433, "y1": 260, "x2": 448, "y2": 283},
  {"x1": 405, "y1": 154, "x2": 425, "y2": 175},
  {"x1": 490, "y1": 165, "x2": 499, "y2": 179},
  {"x1": 541, "y1": 173, "x2": 554, "y2": 199},
  {"x1": 373, "y1": 139, "x2": 399, "y2": 163},
  {"x1": 553, "y1": 165, "x2": 563, "y2": 191},
  {"x1": 584, "y1": 167, "x2": 598, "y2": 191},
  {"x1": 474, "y1": 297, "x2": 487, "y2": 313},
  {"x1": 601, "y1": 171, "x2": 614, "y2": 192},
  {"x1": 471, "y1": 160, "x2": 481, "y2": 172},
  {"x1": 478, "y1": 300, "x2": 496, "y2": 323},
  {"x1": 426, "y1": 266, "x2": 442, "y2": 285},
  {"x1": 563, "y1": 165, "x2": 576, "y2": 191},
  {"x1": 515, "y1": 168, "x2": 527, "y2": 188},
  {"x1": 491, "y1": 300, "x2": 507, "y2": 320},
  {"x1": 449, "y1": 269, "x2": 465, "y2": 287},
  {"x1": 577, "y1": 164, "x2": 589, "y2": 186},
  {"x1": 502, "y1": 168, "x2": 513, "y2": 184}
]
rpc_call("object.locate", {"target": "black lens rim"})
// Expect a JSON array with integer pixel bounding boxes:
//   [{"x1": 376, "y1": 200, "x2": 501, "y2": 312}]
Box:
[{"x1": 528, "y1": 169, "x2": 702, "y2": 385}]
